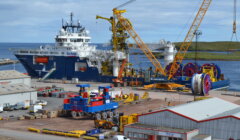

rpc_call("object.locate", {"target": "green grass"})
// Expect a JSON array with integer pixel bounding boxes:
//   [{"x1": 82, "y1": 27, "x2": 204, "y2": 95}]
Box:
[
  {"x1": 132, "y1": 42, "x2": 240, "y2": 60},
  {"x1": 174, "y1": 41, "x2": 240, "y2": 51},
  {"x1": 184, "y1": 51, "x2": 240, "y2": 60}
]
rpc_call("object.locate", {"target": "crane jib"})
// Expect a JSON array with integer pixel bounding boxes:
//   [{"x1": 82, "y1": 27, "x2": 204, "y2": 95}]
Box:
[{"x1": 168, "y1": 0, "x2": 212, "y2": 80}]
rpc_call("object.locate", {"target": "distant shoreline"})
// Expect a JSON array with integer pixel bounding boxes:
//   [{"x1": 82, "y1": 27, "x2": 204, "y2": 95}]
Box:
[{"x1": 184, "y1": 58, "x2": 240, "y2": 61}]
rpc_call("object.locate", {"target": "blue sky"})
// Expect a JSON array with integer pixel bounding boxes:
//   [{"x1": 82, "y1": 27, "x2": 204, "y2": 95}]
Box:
[{"x1": 0, "y1": 0, "x2": 238, "y2": 43}]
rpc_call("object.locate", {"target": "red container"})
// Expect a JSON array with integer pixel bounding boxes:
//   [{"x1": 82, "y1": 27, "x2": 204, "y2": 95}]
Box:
[
  {"x1": 64, "y1": 99, "x2": 70, "y2": 104},
  {"x1": 81, "y1": 92, "x2": 88, "y2": 98}
]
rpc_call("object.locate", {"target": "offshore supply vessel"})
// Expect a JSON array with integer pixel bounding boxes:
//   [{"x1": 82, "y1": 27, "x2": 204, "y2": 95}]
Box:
[{"x1": 12, "y1": 13, "x2": 126, "y2": 82}]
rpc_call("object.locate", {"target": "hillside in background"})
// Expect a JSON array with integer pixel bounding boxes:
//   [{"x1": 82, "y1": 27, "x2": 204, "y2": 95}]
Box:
[
  {"x1": 132, "y1": 41, "x2": 240, "y2": 60},
  {"x1": 174, "y1": 41, "x2": 240, "y2": 51}
]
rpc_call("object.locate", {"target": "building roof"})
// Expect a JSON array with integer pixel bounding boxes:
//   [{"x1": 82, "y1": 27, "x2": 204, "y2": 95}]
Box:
[
  {"x1": 126, "y1": 123, "x2": 195, "y2": 133},
  {"x1": 0, "y1": 70, "x2": 29, "y2": 80},
  {"x1": 140, "y1": 98, "x2": 240, "y2": 122},
  {"x1": 0, "y1": 83, "x2": 36, "y2": 95},
  {"x1": 168, "y1": 98, "x2": 239, "y2": 121}
]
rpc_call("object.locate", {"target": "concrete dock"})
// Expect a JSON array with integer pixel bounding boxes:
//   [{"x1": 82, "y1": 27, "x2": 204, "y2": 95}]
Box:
[
  {"x1": 0, "y1": 59, "x2": 19, "y2": 66},
  {"x1": 31, "y1": 79, "x2": 240, "y2": 104}
]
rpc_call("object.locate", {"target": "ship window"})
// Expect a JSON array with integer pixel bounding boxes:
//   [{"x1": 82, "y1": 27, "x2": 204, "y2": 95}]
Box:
[
  {"x1": 70, "y1": 39, "x2": 83, "y2": 42},
  {"x1": 75, "y1": 62, "x2": 87, "y2": 72},
  {"x1": 85, "y1": 39, "x2": 90, "y2": 42},
  {"x1": 56, "y1": 38, "x2": 67, "y2": 42}
]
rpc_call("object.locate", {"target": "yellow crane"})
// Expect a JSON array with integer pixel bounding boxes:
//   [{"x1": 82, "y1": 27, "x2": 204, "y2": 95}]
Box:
[
  {"x1": 96, "y1": 10, "x2": 130, "y2": 86},
  {"x1": 168, "y1": 0, "x2": 212, "y2": 80},
  {"x1": 113, "y1": 8, "x2": 166, "y2": 76},
  {"x1": 96, "y1": 15, "x2": 117, "y2": 52},
  {"x1": 98, "y1": 0, "x2": 211, "y2": 82}
]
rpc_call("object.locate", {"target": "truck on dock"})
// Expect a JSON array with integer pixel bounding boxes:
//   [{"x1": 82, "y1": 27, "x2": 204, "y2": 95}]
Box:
[{"x1": 63, "y1": 84, "x2": 119, "y2": 119}]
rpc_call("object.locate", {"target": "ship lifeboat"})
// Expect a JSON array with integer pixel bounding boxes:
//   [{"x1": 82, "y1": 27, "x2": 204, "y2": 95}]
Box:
[
  {"x1": 35, "y1": 57, "x2": 49, "y2": 63},
  {"x1": 79, "y1": 67, "x2": 87, "y2": 72}
]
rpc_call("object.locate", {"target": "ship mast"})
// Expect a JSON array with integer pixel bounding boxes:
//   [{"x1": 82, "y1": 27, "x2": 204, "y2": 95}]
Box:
[{"x1": 70, "y1": 12, "x2": 74, "y2": 33}]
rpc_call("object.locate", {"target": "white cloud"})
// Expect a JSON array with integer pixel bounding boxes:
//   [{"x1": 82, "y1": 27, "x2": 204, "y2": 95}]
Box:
[{"x1": 0, "y1": 0, "x2": 238, "y2": 43}]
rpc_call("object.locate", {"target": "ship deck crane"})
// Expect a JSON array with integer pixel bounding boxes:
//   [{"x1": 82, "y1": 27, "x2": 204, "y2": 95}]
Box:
[
  {"x1": 96, "y1": 3, "x2": 131, "y2": 86},
  {"x1": 168, "y1": 0, "x2": 212, "y2": 80}
]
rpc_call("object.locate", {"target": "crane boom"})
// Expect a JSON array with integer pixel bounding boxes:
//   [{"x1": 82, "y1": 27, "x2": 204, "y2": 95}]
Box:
[
  {"x1": 115, "y1": 0, "x2": 136, "y2": 9},
  {"x1": 114, "y1": 11, "x2": 166, "y2": 76},
  {"x1": 168, "y1": 0, "x2": 212, "y2": 80}
]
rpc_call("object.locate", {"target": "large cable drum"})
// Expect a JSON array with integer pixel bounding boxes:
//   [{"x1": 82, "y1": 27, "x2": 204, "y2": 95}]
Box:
[
  {"x1": 201, "y1": 73, "x2": 211, "y2": 95},
  {"x1": 183, "y1": 63, "x2": 200, "y2": 77},
  {"x1": 165, "y1": 62, "x2": 183, "y2": 78},
  {"x1": 191, "y1": 73, "x2": 212, "y2": 96},
  {"x1": 201, "y1": 63, "x2": 221, "y2": 80}
]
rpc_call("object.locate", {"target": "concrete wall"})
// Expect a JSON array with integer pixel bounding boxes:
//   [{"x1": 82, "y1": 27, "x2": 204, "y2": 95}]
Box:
[
  {"x1": 0, "y1": 77, "x2": 31, "y2": 86},
  {"x1": 139, "y1": 111, "x2": 197, "y2": 130},
  {"x1": 0, "y1": 91, "x2": 37, "y2": 106}
]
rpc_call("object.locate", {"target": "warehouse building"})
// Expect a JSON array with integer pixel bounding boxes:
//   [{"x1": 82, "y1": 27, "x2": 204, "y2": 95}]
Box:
[
  {"x1": 124, "y1": 98, "x2": 240, "y2": 140},
  {"x1": 0, "y1": 70, "x2": 37, "y2": 106},
  {"x1": 0, "y1": 83, "x2": 37, "y2": 106},
  {"x1": 0, "y1": 70, "x2": 31, "y2": 86}
]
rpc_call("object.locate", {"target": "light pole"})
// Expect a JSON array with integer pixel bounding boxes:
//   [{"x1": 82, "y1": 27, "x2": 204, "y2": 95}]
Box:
[{"x1": 194, "y1": 30, "x2": 202, "y2": 72}]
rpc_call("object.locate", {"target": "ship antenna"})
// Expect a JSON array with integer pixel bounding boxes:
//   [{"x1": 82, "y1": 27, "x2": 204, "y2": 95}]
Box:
[
  {"x1": 70, "y1": 12, "x2": 73, "y2": 25},
  {"x1": 70, "y1": 12, "x2": 74, "y2": 32},
  {"x1": 62, "y1": 18, "x2": 64, "y2": 28}
]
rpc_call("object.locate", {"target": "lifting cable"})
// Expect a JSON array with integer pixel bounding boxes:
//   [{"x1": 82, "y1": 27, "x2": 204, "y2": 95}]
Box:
[{"x1": 174, "y1": 0, "x2": 203, "y2": 43}]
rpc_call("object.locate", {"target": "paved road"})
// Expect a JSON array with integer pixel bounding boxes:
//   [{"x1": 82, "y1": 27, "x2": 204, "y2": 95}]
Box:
[{"x1": 0, "y1": 129, "x2": 78, "y2": 140}]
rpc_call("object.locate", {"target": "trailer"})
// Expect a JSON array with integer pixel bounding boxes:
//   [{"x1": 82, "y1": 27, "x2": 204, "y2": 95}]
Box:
[{"x1": 63, "y1": 84, "x2": 119, "y2": 119}]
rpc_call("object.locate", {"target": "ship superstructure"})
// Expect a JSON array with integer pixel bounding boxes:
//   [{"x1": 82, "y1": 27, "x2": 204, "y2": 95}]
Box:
[{"x1": 12, "y1": 13, "x2": 126, "y2": 81}]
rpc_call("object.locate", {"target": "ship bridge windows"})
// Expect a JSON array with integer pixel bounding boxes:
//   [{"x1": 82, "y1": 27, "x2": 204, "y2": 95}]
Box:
[
  {"x1": 85, "y1": 39, "x2": 90, "y2": 42},
  {"x1": 70, "y1": 38, "x2": 83, "y2": 42},
  {"x1": 50, "y1": 52, "x2": 59, "y2": 55},
  {"x1": 20, "y1": 50, "x2": 28, "y2": 53},
  {"x1": 56, "y1": 38, "x2": 67, "y2": 42}
]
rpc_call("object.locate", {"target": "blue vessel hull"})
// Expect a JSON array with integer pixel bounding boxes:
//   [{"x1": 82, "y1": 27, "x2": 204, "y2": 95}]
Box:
[
  {"x1": 15, "y1": 54, "x2": 115, "y2": 82},
  {"x1": 15, "y1": 54, "x2": 230, "y2": 91}
]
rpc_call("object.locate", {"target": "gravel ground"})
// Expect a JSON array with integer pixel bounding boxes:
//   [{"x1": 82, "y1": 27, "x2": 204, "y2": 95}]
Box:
[
  {"x1": 0, "y1": 135, "x2": 22, "y2": 140},
  {"x1": 0, "y1": 79, "x2": 239, "y2": 139}
]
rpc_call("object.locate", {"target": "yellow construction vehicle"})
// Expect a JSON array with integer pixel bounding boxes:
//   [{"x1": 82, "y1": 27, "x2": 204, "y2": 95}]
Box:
[
  {"x1": 94, "y1": 119, "x2": 116, "y2": 129},
  {"x1": 141, "y1": 92, "x2": 150, "y2": 100},
  {"x1": 123, "y1": 93, "x2": 135, "y2": 104},
  {"x1": 115, "y1": 92, "x2": 150, "y2": 103},
  {"x1": 94, "y1": 113, "x2": 138, "y2": 132},
  {"x1": 119, "y1": 113, "x2": 138, "y2": 132}
]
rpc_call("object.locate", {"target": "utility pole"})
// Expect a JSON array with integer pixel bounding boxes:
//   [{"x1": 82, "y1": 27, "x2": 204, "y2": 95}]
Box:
[
  {"x1": 194, "y1": 30, "x2": 202, "y2": 72},
  {"x1": 231, "y1": 0, "x2": 238, "y2": 41}
]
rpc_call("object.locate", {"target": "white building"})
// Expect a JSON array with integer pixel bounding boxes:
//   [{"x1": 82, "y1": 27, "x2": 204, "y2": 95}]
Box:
[
  {"x1": 0, "y1": 70, "x2": 31, "y2": 86},
  {"x1": 0, "y1": 83, "x2": 37, "y2": 106},
  {"x1": 0, "y1": 70, "x2": 36, "y2": 106},
  {"x1": 124, "y1": 98, "x2": 240, "y2": 140}
]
